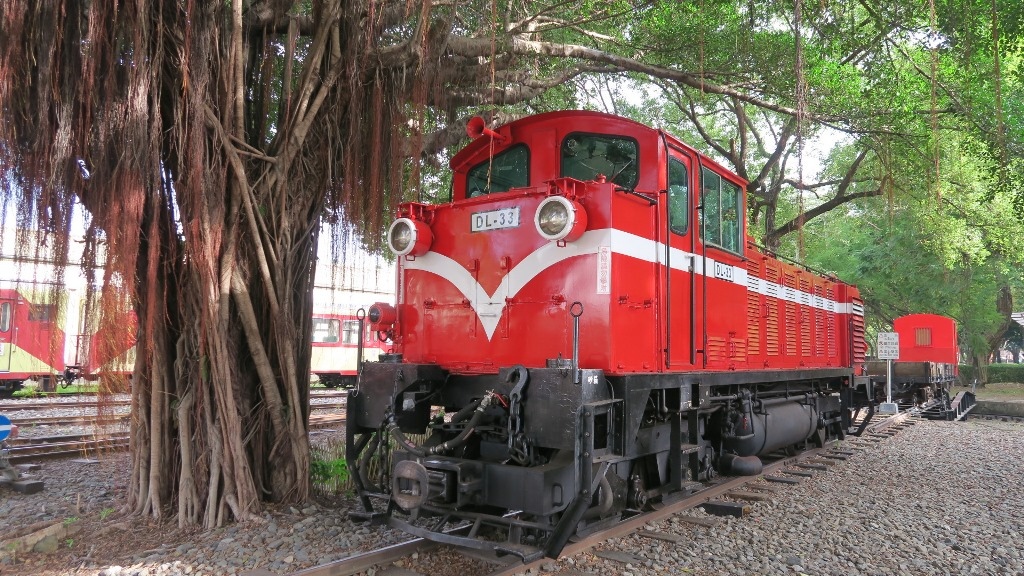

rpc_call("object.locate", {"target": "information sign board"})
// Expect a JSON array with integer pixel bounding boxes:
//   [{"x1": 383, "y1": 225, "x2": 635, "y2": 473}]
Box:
[{"x1": 877, "y1": 332, "x2": 900, "y2": 360}]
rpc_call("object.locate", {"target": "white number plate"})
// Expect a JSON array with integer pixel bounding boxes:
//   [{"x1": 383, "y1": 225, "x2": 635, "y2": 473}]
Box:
[
  {"x1": 714, "y1": 261, "x2": 734, "y2": 281},
  {"x1": 471, "y1": 207, "x2": 520, "y2": 232}
]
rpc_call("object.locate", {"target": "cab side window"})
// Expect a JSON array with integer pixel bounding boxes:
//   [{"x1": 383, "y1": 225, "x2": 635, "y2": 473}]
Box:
[
  {"x1": 668, "y1": 158, "x2": 688, "y2": 235},
  {"x1": 701, "y1": 167, "x2": 743, "y2": 254}
]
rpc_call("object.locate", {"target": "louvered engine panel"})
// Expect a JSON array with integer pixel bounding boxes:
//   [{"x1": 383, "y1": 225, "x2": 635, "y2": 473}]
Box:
[
  {"x1": 799, "y1": 277, "x2": 812, "y2": 357},
  {"x1": 784, "y1": 273, "x2": 798, "y2": 356},
  {"x1": 814, "y1": 284, "x2": 826, "y2": 358},
  {"x1": 765, "y1": 265, "x2": 780, "y2": 356},
  {"x1": 746, "y1": 259, "x2": 762, "y2": 359}
]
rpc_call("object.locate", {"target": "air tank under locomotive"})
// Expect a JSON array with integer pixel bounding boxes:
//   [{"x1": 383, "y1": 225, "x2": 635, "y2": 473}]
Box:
[{"x1": 346, "y1": 110, "x2": 867, "y2": 560}]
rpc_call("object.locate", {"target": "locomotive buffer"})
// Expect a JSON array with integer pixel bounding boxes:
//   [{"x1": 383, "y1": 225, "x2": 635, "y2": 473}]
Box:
[{"x1": 877, "y1": 332, "x2": 900, "y2": 414}]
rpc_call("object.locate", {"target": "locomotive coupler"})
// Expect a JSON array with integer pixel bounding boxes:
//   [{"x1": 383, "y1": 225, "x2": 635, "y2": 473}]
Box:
[{"x1": 506, "y1": 365, "x2": 530, "y2": 462}]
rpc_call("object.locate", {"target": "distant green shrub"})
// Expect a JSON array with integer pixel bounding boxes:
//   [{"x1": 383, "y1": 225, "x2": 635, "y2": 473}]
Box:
[{"x1": 958, "y1": 364, "x2": 1024, "y2": 386}]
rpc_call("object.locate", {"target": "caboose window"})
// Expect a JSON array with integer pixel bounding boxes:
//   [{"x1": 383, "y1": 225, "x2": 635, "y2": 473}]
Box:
[
  {"x1": 700, "y1": 167, "x2": 743, "y2": 254},
  {"x1": 915, "y1": 328, "x2": 932, "y2": 346},
  {"x1": 0, "y1": 302, "x2": 10, "y2": 332},
  {"x1": 668, "y1": 158, "x2": 689, "y2": 235},
  {"x1": 311, "y1": 318, "x2": 341, "y2": 343},
  {"x1": 561, "y1": 133, "x2": 639, "y2": 189},
  {"x1": 466, "y1": 144, "x2": 529, "y2": 197}
]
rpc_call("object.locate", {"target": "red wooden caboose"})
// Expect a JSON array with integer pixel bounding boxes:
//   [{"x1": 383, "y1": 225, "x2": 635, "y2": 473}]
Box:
[{"x1": 894, "y1": 313, "x2": 958, "y2": 369}]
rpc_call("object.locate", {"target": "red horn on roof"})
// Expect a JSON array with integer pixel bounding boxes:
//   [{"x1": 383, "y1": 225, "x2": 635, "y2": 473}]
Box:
[{"x1": 466, "y1": 116, "x2": 506, "y2": 143}]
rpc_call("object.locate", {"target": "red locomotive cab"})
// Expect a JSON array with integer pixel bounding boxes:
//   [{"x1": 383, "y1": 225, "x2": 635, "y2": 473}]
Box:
[{"x1": 381, "y1": 111, "x2": 864, "y2": 377}]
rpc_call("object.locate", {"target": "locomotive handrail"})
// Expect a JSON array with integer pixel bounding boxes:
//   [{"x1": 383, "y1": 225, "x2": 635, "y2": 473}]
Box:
[
  {"x1": 746, "y1": 238, "x2": 840, "y2": 280},
  {"x1": 613, "y1": 186, "x2": 657, "y2": 205}
]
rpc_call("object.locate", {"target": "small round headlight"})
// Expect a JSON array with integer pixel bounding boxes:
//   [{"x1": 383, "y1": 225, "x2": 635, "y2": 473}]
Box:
[
  {"x1": 368, "y1": 302, "x2": 397, "y2": 327},
  {"x1": 534, "y1": 196, "x2": 587, "y2": 242},
  {"x1": 387, "y1": 218, "x2": 432, "y2": 256}
]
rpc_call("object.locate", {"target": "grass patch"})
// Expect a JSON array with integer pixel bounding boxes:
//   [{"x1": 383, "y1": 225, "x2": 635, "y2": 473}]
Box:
[
  {"x1": 56, "y1": 383, "x2": 100, "y2": 394},
  {"x1": 972, "y1": 382, "x2": 1024, "y2": 401},
  {"x1": 309, "y1": 437, "x2": 352, "y2": 495}
]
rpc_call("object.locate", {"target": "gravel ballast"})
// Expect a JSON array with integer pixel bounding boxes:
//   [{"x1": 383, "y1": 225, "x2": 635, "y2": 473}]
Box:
[{"x1": 0, "y1": 406, "x2": 1021, "y2": 576}]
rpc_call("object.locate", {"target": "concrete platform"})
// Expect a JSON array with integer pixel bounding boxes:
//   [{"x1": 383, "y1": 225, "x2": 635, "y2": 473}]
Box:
[{"x1": 974, "y1": 400, "x2": 1024, "y2": 417}]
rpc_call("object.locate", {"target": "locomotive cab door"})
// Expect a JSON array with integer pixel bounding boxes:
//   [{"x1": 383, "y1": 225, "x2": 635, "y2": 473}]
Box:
[
  {"x1": 0, "y1": 298, "x2": 13, "y2": 372},
  {"x1": 663, "y1": 148, "x2": 697, "y2": 369},
  {"x1": 697, "y1": 166, "x2": 748, "y2": 369}
]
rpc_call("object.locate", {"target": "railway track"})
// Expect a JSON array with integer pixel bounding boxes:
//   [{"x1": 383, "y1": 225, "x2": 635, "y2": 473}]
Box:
[
  {"x1": 4, "y1": 415, "x2": 346, "y2": 464},
  {"x1": 283, "y1": 412, "x2": 912, "y2": 576},
  {"x1": 5, "y1": 432, "x2": 131, "y2": 464},
  {"x1": 1, "y1": 396, "x2": 348, "y2": 412}
]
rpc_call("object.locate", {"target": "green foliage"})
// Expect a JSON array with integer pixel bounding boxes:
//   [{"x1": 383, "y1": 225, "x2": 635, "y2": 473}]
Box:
[
  {"x1": 959, "y1": 363, "x2": 1024, "y2": 385},
  {"x1": 11, "y1": 382, "x2": 40, "y2": 398},
  {"x1": 310, "y1": 457, "x2": 348, "y2": 484},
  {"x1": 56, "y1": 383, "x2": 100, "y2": 395},
  {"x1": 309, "y1": 438, "x2": 351, "y2": 495},
  {"x1": 99, "y1": 507, "x2": 115, "y2": 521}
]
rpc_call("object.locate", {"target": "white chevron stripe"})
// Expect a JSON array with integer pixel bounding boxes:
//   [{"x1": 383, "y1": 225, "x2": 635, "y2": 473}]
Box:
[{"x1": 400, "y1": 227, "x2": 861, "y2": 341}]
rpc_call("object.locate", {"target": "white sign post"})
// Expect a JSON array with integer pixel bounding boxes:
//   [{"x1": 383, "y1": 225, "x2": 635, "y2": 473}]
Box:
[{"x1": 877, "y1": 332, "x2": 900, "y2": 414}]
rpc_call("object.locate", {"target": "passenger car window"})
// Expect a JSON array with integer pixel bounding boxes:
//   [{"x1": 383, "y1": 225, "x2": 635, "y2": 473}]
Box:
[
  {"x1": 0, "y1": 302, "x2": 10, "y2": 332},
  {"x1": 561, "y1": 133, "x2": 639, "y2": 189},
  {"x1": 668, "y1": 158, "x2": 688, "y2": 235},
  {"x1": 311, "y1": 318, "x2": 341, "y2": 343},
  {"x1": 466, "y1": 145, "x2": 529, "y2": 197},
  {"x1": 700, "y1": 167, "x2": 743, "y2": 254},
  {"x1": 342, "y1": 320, "x2": 361, "y2": 345}
]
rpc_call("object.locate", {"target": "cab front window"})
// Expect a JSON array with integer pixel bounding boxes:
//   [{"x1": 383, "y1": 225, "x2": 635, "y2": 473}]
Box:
[
  {"x1": 466, "y1": 145, "x2": 529, "y2": 197},
  {"x1": 561, "y1": 133, "x2": 639, "y2": 188}
]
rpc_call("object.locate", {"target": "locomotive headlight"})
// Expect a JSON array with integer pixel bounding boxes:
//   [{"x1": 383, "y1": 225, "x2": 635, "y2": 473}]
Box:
[
  {"x1": 368, "y1": 302, "x2": 397, "y2": 328},
  {"x1": 388, "y1": 217, "x2": 433, "y2": 257},
  {"x1": 534, "y1": 196, "x2": 587, "y2": 242}
]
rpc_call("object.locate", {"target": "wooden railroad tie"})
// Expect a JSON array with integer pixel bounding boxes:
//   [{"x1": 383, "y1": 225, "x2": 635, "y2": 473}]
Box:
[
  {"x1": 764, "y1": 475, "x2": 802, "y2": 484},
  {"x1": 794, "y1": 462, "x2": 828, "y2": 471},
  {"x1": 727, "y1": 490, "x2": 773, "y2": 502},
  {"x1": 702, "y1": 500, "x2": 751, "y2": 517},
  {"x1": 673, "y1": 515, "x2": 720, "y2": 528}
]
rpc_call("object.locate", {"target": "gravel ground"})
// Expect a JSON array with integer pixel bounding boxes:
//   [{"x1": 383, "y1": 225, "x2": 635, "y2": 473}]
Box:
[{"x1": 0, "y1": 412, "x2": 1021, "y2": 576}]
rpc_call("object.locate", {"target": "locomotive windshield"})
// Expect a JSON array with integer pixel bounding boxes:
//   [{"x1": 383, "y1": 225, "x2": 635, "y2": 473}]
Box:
[
  {"x1": 466, "y1": 144, "x2": 529, "y2": 197},
  {"x1": 561, "y1": 133, "x2": 639, "y2": 189}
]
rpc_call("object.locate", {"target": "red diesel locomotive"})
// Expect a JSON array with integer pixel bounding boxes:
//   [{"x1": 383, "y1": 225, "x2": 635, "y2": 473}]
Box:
[{"x1": 346, "y1": 111, "x2": 868, "y2": 560}]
